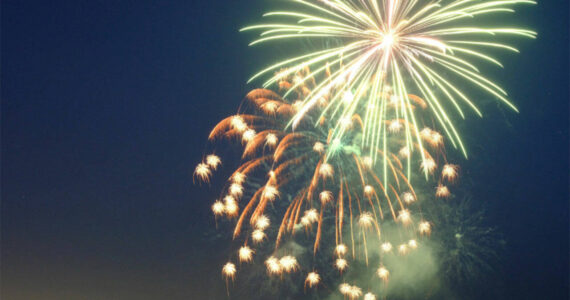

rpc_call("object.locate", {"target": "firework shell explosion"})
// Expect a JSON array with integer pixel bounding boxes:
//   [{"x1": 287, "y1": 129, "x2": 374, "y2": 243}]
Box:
[
  {"x1": 242, "y1": 0, "x2": 535, "y2": 161},
  {"x1": 193, "y1": 0, "x2": 534, "y2": 298},
  {"x1": 197, "y1": 73, "x2": 461, "y2": 298},
  {"x1": 423, "y1": 194, "x2": 506, "y2": 299}
]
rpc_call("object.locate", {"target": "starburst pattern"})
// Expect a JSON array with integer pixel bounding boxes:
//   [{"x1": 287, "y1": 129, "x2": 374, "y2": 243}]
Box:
[{"x1": 242, "y1": 0, "x2": 536, "y2": 165}]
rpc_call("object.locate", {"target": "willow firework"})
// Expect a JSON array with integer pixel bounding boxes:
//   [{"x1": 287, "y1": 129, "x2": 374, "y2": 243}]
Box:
[{"x1": 195, "y1": 65, "x2": 460, "y2": 298}]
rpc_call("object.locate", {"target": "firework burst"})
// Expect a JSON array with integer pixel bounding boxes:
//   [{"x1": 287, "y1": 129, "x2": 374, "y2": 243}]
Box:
[
  {"x1": 196, "y1": 69, "x2": 460, "y2": 297},
  {"x1": 192, "y1": 0, "x2": 534, "y2": 298},
  {"x1": 242, "y1": 0, "x2": 536, "y2": 170}
]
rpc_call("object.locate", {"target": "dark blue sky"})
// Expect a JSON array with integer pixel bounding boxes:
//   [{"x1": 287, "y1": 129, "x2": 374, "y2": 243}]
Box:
[{"x1": 2, "y1": 1, "x2": 568, "y2": 299}]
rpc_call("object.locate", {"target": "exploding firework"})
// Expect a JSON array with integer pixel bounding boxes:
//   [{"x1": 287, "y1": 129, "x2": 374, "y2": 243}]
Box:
[
  {"x1": 196, "y1": 73, "x2": 459, "y2": 298},
  {"x1": 425, "y1": 195, "x2": 506, "y2": 298},
  {"x1": 242, "y1": 0, "x2": 536, "y2": 163},
  {"x1": 193, "y1": 0, "x2": 534, "y2": 298}
]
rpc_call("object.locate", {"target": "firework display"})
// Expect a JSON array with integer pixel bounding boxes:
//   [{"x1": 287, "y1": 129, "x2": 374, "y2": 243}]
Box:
[
  {"x1": 242, "y1": 0, "x2": 535, "y2": 162},
  {"x1": 195, "y1": 79, "x2": 457, "y2": 297},
  {"x1": 194, "y1": 0, "x2": 534, "y2": 298}
]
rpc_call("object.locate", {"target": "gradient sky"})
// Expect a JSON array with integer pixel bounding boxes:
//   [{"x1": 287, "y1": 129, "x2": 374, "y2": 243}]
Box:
[{"x1": 2, "y1": 1, "x2": 568, "y2": 299}]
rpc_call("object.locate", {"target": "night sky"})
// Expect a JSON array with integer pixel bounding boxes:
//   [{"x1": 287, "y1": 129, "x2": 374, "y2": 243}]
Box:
[{"x1": 2, "y1": 1, "x2": 568, "y2": 300}]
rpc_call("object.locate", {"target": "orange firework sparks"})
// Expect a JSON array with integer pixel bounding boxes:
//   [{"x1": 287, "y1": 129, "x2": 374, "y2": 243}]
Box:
[{"x1": 196, "y1": 69, "x2": 462, "y2": 296}]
